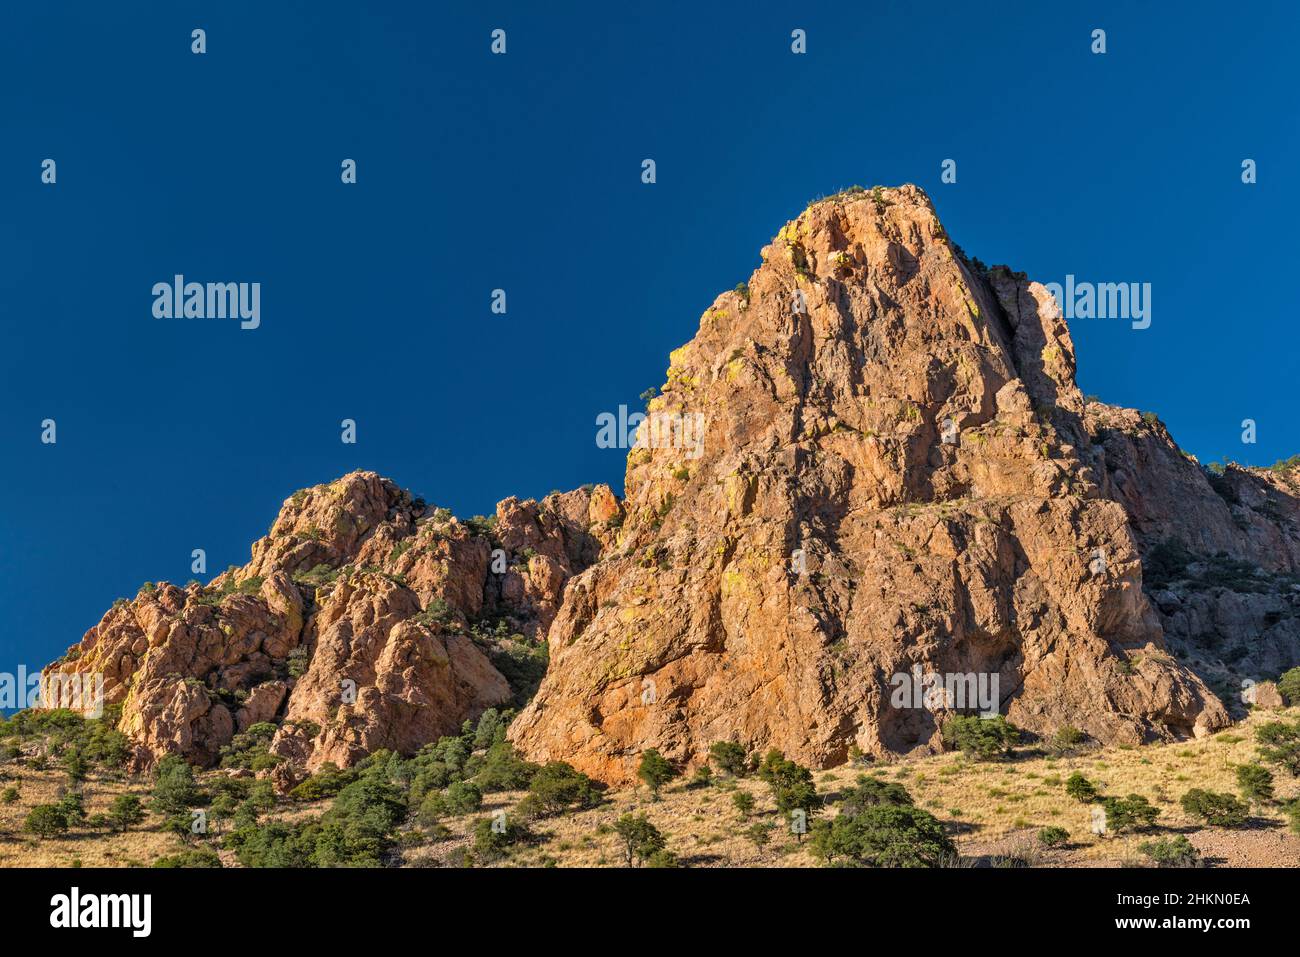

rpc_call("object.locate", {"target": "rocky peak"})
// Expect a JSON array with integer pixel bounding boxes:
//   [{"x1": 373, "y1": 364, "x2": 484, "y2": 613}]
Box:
[{"x1": 511, "y1": 185, "x2": 1228, "y2": 784}]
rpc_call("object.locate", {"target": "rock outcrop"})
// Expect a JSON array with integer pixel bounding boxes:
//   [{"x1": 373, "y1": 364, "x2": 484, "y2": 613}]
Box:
[
  {"x1": 510, "y1": 185, "x2": 1230, "y2": 784},
  {"x1": 45, "y1": 472, "x2": 619, "y2": 776}
]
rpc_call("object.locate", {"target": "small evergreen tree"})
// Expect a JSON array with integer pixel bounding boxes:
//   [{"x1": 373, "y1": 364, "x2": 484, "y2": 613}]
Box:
[
  {"x1": 1256, "y1": 719, "x2": 1300, "y2": 776},
  {"x1": 151, "y1": 754, "x2": 200, "y2": 815},
  {"x1": 528, "y1": 761, "x2": 601, "y2": 813},
  {"x1": 746, "y1": 821, "x2": 774, "y2": 850},
  {"x1": 1065, "y1": 772, "x2": 1098, "y2": 803},
  {"x1": 472, "y1": 815, "x2": 528, "y2": 863},
  {"x1": 1037, "y1": 826, "x2": 1070, "y2": 848},
  {"x1": 708, "y1": 741, "x2": 749, "y2": 776},
  {"x1": 1235, "y1": 764, "x2": 1274, "y2": 804},
  {"x1": 1100, "y1": 794, "x2": 1159, "y2": 833},
  {"x1": 24, "y1": 804, "x2": 68, "y2": 840},
  {"x1": 809, "y1": 804, "x2": 954, "y2": 867},
  {"x1": 63, "y1": 746, "x2": 87, "y2": 784},
  {"x1": 444, "y1": 780, "x2": 483, "y2": 815},
  {"x1": 941, "y1": 715, "x2": 1020, "y2": 760},
  {"x1": 1138, "y1": 835, "x2": 1201, "y2": 868},
  {"x1": 1276, "y1": 666, "x2": 1300, "y2": 706},
  {"x1": 1180, "y1": 789, "x2": 1249, "y2": 827},
  {"x1": 107, "y1": 794, "x2": 145, "y2": 832},
  {"x1": 636, "y1": 749, "x2": 677, "y2": 800},
  {"x1": 613, "y1": 813, "x2": 666, "y2": 866}
]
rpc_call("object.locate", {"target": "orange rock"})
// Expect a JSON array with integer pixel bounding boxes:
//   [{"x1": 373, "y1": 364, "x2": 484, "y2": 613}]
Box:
[{"x1": 511, "y1": 186, "x2": 1230, "y2": 784}]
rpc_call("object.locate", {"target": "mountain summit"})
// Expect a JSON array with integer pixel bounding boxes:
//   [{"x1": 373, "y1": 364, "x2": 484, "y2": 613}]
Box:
[{"x1": 511, "y1": 184, "x2": 1231, "y2": 782}]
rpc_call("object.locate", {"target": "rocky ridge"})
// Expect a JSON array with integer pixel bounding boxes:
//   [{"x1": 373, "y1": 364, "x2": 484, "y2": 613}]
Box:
[
  {"x1": 45, "y1": 472, "x2": 621, "y2": 786},
  {"x1": 44, "y1": 185, "x2": 1299, "y2": 787}
]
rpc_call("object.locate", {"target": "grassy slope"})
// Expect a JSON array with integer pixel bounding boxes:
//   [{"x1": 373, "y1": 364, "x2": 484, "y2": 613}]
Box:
[{"x1": 3, "y1": 706, "x2": 1297, "y2": 868}]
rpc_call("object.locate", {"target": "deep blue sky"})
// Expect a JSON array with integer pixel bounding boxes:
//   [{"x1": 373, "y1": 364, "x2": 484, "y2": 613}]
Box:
[{"x1": 2, "y1": 1, "x2": 1297, "y2": 671}]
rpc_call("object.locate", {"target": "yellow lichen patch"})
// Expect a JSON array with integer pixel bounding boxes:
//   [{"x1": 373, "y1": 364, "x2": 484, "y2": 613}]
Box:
[
  {"x1": 666, "y1": 367, "x2": 698, "y2": 389},
  {"x1": 721, "y1": 567, "x2": 749, "y2": 597},
  {"x1": 626, "y1": 447, "x2": 652, "y2": 467}
]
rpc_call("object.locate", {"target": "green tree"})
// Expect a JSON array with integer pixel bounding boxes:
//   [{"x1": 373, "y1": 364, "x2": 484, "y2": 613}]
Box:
[
  {"x1": 1276, "y1": 666, "x2": 1300, "y2": 706},
  {"x1": 1100, "y1": 794, "x2": 1159, "y2": 833},
  {"x1": 1037, "y1": 826, "x2": 1070, "y2": 848},
  {"x1": 1256, "y1": 719, "x2": 1300, "y2": 776},
  {"x1": 57, "y1": 792, "x2": 86, "y2": 828},
  {"x1": 471, "y1": 709, "x2": 505, "y2": 750},
  {"x1": 107, "y1": 794, "x2": 145, "y2": 833},
  {"x1": 310, "y1": 769, "x2": 409, "y2": 867},
  {"x1": 809, "y1": 804, "x2": 954, "y2": 867},
  {"x1": 1180, "y1": 789, "x2": 1249, "y2": 827},
  {"x1": 62, "y1": 746, "x2": 87, "y2": 784},
  {"x1": 416, "y1": 790, "x2": 449, "y2": 826},
  {"x1": 941, "y1": 715, "x2": 1020, "y2": 760},
  {"x1": 444, "y1": 780, "x2": 483, "y2": 815},
  {"x1": 1049, "y1": 726, "x2": 1087, "y2": 755},
  {"x1": 637, "y1": 749, "x2": 677, "y2": 800},
  {"x1": 1138, "y1": 835, "x2": 1201, "y2": 868},
  {"x1": 23, "y1": 804, "x2": 68, "y2": 840},
  {"x1": 475, "y1": 742, "x2": 539, "y2": 792},
  {"x1": 613, "y1": 813, "x2": 666, "y2": 866},
  {"x1": 289, "y1": 763, "x2": 356, "y2": 802},
  {"x1": 209, "y1": 792, "x2": 238, "y2": 835},
  {"x1": 840, "y1": 776, "x2": 913, "y2": 813},
  {"x1": 746, "y1": 821, "x2": 774, "y2": 850},
  {"x1": 708, "y1": 741, "x2": 749, "y2": 777},
  {"x1": 153, "y1": 848, "x2": 223, "y2": 868},
  {"x1": 151, "y1": 755, "x2": 200, "y2": 815},
  {"x1": 760, "y1": 755, "x2": 821, "y2": 824},
  {"x1": 527, "y1": 761, "x2": 601, "y2": 814},
  {"x1": 1235, "y1": 764, "x2": 1274, "y2": 804},
  {"x1": 1065, "y1": 772, "x2": 1098, "y2": 803},
  {"x1": 732, "y1": 791, "x2": 755, "y2": 817},
  {"x1": 472, "y1": 815, "x2": 529, "y2": 863},
  {"x1": 1286, "y1": 799, "x2": 1300, "y2": 835}
]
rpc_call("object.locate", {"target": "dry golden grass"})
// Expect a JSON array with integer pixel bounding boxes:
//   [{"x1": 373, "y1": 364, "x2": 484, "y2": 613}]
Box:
[
  {"x1": 0, "y1": 770, "x2": 175, "y2": 867},
  {"x1": 401, "y1": 706, "x2": 1300, "y2": 868},
  {"x1": 3, "y1": 706, "x2": 1297, "y2": 867}
]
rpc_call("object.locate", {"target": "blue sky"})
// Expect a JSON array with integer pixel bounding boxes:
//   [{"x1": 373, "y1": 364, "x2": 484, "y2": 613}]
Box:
[{"x1": 2, "y1": 1, "x2": 1297, "y2": 671}]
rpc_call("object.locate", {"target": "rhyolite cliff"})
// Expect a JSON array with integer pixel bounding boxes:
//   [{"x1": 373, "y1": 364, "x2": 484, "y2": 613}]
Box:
[{"x1": 44, "y1": 185, "x2": 1300, "y2": 786}]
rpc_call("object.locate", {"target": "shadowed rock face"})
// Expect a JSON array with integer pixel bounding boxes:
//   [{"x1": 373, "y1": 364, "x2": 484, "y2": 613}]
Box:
[
  {"x1": 44, "y1": 472, "x2": 620, "y2": 778},
  {"x1": 1086, "y1": 404, "x2": 1300, "y2": 702},
  {"x1": 509, "y1": 185, "x2": 1229, "y2": 784}
]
